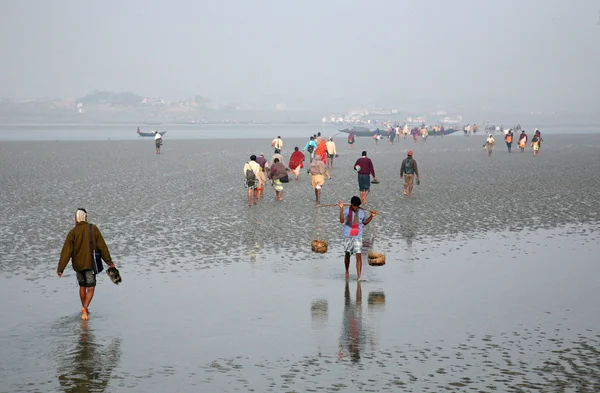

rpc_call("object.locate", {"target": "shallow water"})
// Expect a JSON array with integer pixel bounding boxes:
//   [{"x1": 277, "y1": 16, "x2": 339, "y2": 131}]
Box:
[{"x1": 1, "y1": 133, "x2": 599, "y2": 392}]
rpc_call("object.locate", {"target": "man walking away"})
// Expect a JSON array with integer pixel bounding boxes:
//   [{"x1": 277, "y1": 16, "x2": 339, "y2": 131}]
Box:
[
  {"x1": 154, "y1": 131, "x2": 163, "y2": 154},
  {"x1": 505, "y1": 130, "x2": 513, "y2": 153},
  {"x1": 326, "y1": 137, "x2": 337, "y2": 168},
  {"x1": 57, "y1": 208, "x2": 116, "y2": 320},
  {"x1": 485, "y1": 134, "x2": 495, "y2": 156},
  {"x1": 303, "y1": 136, "x2": 317, "y2": 162},
  {"x1": 353, "y1": 151, "x2": 377, "y2": 205},
  {"x1": 271, "y1": 136, "x2": 283, "y2": 153},
  {"x1": 400, "y1": 150, "x2": 420, "y2": 198},
  {"x1": 243, "y1": 155, "x2": 261, "y2": 206},
  {"x1": 338, "y1": 197, "x2": 376, "y2": 281},
  {"x1": 309, "y1": 155, "x2": 331, "y2": 203}
]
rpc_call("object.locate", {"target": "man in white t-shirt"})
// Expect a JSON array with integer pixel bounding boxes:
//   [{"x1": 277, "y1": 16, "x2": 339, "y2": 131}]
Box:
[{"x1": 271, "y1": 136, "x2": 283, "y2": 153}]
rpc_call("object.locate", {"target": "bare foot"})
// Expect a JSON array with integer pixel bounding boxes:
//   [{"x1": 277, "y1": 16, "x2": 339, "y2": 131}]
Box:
[
  {"x1": 81, "y1": 308, "x2": 89, "y2": 320},
  {"x1": 345, "y1": 272, "x2": 349, "y2": 279}
]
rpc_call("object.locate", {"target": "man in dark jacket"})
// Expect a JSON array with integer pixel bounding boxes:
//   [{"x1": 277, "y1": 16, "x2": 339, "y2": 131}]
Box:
[
  {"x1": 57, "y1": 208, "x2": 116, "y2": 320},
  {"x1": 400, "y1": 150, "x2": 420, "y2": 198}
]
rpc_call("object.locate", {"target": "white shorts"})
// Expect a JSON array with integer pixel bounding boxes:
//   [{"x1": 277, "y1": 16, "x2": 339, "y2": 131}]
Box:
[{"x1": 343, "y1": 237, "x2": 362, "y2": 255}]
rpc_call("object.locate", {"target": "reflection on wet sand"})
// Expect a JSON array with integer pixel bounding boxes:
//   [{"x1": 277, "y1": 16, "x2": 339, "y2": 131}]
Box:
[
  {"x1": 339, "y1": 281, "x2": 368, "y2": 363},
  {"x1": 56, "y1": 320, "x2": 121, "y2": 393},
  {"x1": 242, "y1": 234, "x2": 262, "y2": 264},
  {"x1": 310, "y1": 299, "x2": 328, "y2": 356}
]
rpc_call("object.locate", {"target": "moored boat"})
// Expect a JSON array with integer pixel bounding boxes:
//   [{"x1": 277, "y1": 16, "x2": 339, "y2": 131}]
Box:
[
  {"x1": 137, "y1": 127, "x2": 167, "y2": 137},
  {"x1": 339, "y1": 126, "x2": 459, "y2": 137}
]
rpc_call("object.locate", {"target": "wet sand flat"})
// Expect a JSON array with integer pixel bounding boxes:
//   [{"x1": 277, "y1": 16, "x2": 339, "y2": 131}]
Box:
[{"x1": 1, "y1": 133, "x2": 599, "y2": 392}]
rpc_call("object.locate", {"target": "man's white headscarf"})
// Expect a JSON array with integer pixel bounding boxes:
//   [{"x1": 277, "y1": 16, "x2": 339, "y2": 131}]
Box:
[{"x1": 75, "y1": 209, "x2": 87, "y2": 223}]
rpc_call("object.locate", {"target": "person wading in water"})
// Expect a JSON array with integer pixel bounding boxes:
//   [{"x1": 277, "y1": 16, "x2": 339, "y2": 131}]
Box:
[
  {"x1": 338, "y1": 197, "x2": 376, "y2": 281},
  {"x1": 57, "y1": 208, "x2": 117, "y2": 320}
]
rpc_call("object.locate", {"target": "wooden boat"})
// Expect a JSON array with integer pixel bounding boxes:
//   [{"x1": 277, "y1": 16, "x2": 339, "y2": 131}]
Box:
[
  {"x1": 339, "y1": 126, "x2": 459, "y2": 137},
  {"x1": 137, "y1": 127, "x2": 167, "y2": 137}
]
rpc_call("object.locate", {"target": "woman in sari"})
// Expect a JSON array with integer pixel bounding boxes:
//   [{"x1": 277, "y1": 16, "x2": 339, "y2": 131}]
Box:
[
  {"x1": 315, "y1": 138, "x2": 328, "y2": 163},
  {"x1": 288, "y1": 147, "x2": 305, "y2": 180}
]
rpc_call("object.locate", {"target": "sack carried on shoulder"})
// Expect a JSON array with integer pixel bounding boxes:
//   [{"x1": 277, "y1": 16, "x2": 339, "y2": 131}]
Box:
[
  {"x1": 89, "y1": 224, "x2": 104, "y2": 274},
  {"x1": 245, "y1": 163, "x2": 256, "y2": 187}
]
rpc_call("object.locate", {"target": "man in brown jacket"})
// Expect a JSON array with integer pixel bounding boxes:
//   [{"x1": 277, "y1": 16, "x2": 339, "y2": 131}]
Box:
[{"x1": 57, "y1": 208, "x2": 116, "y2": 320}]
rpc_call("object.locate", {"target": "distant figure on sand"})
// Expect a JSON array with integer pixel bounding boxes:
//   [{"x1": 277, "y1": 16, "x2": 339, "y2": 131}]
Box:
[
  {"x1": 243, "y1": 155, "x2": 261, "y2": 206},
  {"x1": 154, "y1": 131, "x2": 163, "y2": 154},
  {"x1": 411, "y1": 127, "x2": 419, "y2": 142},
  {"x1": 518, "y1": 130, "x2": 528, "y2": 152},
  {"x1": 531, "y1": 134, "x2": 541, "y2": 156},
  {"x1": 505, "y1": 130, "x2": 514, "y2": 153},
  {"x1": 288, "y1": 147, "x2": 305, "y2": 180},
  {"x1": 271, "y1": 136, "x2": 283, "y2": 153},
  {"x1": 534, "y1": 129, "x2": 543, "y2": 151},
  {"x1": 347, "y1": 132, "x2": 355, "y2": 149},
  {"x1": 308, "y1": 155, "x2": 331, "y2": 203},
  {"x1": 354, "y1": 151, "x2": 377, "y2": 205},
  {"x1": 326, "y1": 137, "x2": 337, "y2": 168},
  {"x1": 373, "y1": 128, "x2": 381, "y2": 145},
  {"x1": 400, "y1": 150, "x2": 420, "y2": 198},
  {"x1": 484, "y1": 134, "x2": 496, "y2": 156},
  {"x1": 338, "y1": 197, "x2": 376, "y2": 281},
  {"x1": 57, "y1": 208, "x2": 116, "y2": 321}
]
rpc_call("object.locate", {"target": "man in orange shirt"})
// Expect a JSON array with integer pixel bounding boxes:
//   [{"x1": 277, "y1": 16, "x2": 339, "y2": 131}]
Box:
[{"x1": 505, "y1": 130, "x2": 514, "y2": 153}]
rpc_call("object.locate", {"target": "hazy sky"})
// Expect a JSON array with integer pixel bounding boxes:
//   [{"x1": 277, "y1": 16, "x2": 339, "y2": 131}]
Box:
[{"x1": 1, "y1": 0, "x2": 599, "y2": 112}]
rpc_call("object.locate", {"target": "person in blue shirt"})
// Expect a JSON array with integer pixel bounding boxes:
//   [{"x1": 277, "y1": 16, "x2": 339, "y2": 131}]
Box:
[
  {"x1": 303, "y1": 136, "x2": 318, "y2": 163},
  {"x1": 338, "y1": 196, "x2": 376, "y2": 280}
]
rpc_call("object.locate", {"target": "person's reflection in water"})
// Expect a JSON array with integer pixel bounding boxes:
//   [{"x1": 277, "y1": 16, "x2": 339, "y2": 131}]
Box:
[
  {"x1": 404, "y1": 227, "x2": 415, "y2": 252},
  {"x1": 338, "y1": 281, "x2": 364, "y2": 363},
  {"x1": 367, "y1": 291, "x2": 385, "y2": 351},
  {"x1": 242, "y1": 230, "x2": 262, "y2": 264},
  {"x1": 57, "y1": 320, "x2": 121, "y2": 393},
  {"x1": 311, "y1": 299, "x2": 328, "y2": 356}
]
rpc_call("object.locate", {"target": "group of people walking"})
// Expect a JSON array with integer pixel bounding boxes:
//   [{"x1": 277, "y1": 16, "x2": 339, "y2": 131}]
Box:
[
  {"x1": 484, "y1": 129, "x2": 543, "y2": 156},
  {"x1": 244, "y1": 134, "x2": 345, "y2": 206}
]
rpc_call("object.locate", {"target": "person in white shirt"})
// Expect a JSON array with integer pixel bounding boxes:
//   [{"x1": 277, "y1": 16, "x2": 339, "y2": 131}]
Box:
[
  {"x1": 484, "y1": 134, "x2": 495, "y2": 156},
  {"x1": 271, "y1": 136, "x2": 283, "y2": 153},
  {"x1": 154, "y1": 131, "x2": 163, "y2": 154},
  {"x1": 326, "y1": 137, "x2": 337, "y2": 168}
]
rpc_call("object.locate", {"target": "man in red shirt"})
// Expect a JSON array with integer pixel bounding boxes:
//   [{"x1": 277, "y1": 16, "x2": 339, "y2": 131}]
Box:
[{"x1": 353, "y1": 151, "x2": 377, "y2": 204}]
